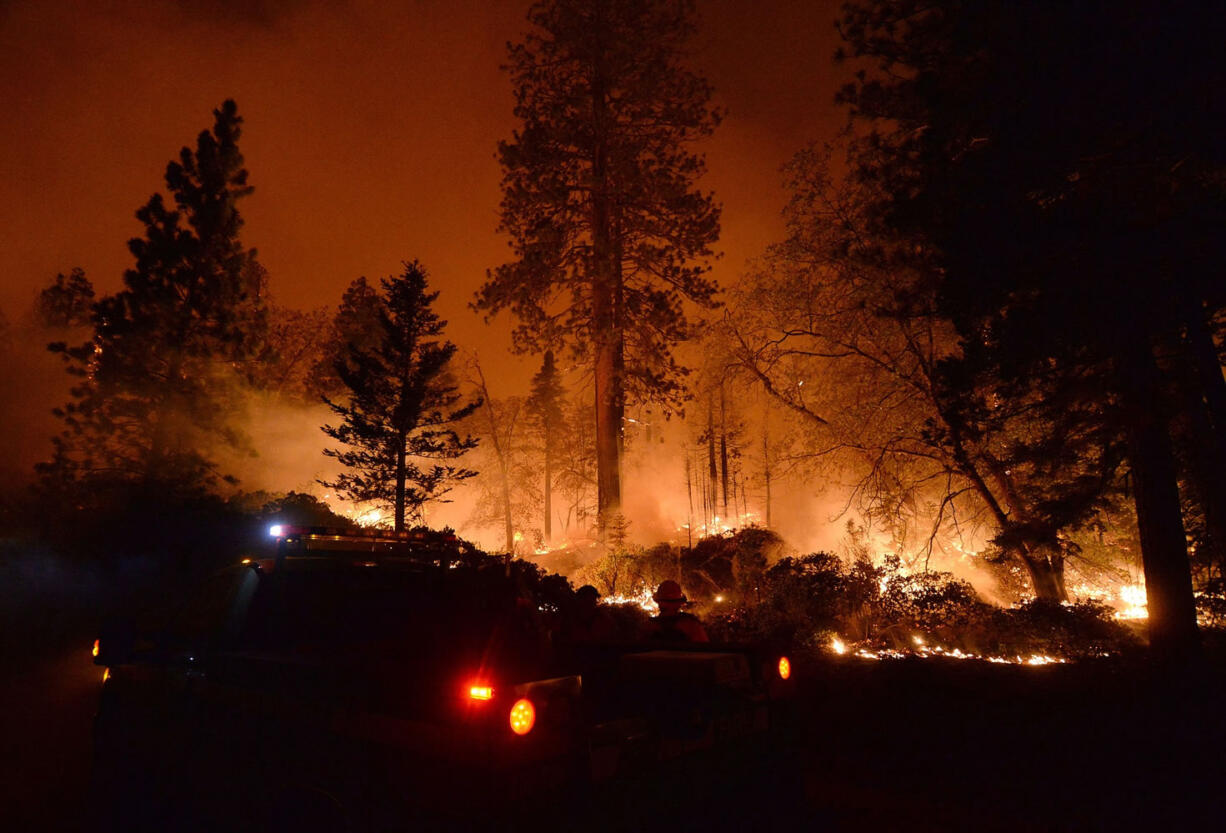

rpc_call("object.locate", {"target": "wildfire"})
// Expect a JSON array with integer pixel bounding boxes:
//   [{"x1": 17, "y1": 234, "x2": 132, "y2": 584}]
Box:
[
  {"x1": 1066, "y1": 579, "x2": 1149, "y2": 620},
  {"x1": 349, "y1": 506, "x2": 387, "y2": 527},
  {"x1": 534, "y1": 539, "x2": 573, "y2": 556},
  {"x1": 1116, "y1": 584, "x2": 1148, "y2": 620},
  {"x1": 677, "y1": 511, "x2": 761, "y2": 542},
  {"x1": 828, "y1": 635, "x2": 1067, "y2": 667},
  {"x1": 318, "y1": 493, "x2": 390, "y2": 529},
  {"x1": 603, "y1": 584, "x2": 659, "y2": 614}
]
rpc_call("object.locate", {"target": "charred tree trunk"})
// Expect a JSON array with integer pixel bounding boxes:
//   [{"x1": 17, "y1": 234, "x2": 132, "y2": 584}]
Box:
[{"x1": 1118, "y1": 336, "x2": 1200, "y2": 660}]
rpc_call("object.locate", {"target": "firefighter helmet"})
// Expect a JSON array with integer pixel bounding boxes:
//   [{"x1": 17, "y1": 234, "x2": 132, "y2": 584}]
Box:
[{"x1": 653, "y1": 580, "x2": 687, "y2": 604}]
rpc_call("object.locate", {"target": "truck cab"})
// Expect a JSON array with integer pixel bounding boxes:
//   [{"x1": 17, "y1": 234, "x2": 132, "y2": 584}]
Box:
[{"x1": 92, "y1": 526, "x2": 794, "y2": 831}]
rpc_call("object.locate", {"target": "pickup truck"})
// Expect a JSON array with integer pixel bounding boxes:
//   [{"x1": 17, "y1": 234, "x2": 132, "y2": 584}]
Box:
[{"x1": 91, "y1": 527, "x2": 795, "y2": 832}]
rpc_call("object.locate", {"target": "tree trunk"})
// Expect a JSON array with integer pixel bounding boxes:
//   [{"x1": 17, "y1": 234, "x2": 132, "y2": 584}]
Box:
[
  {"x1": 394, "y1": 433, "x2": 407, "y2": 533},
  {"x1": 1118, "y1": 337, "x2": 1200, "y2": 660},
  {"x1": 685, "y1": 452, "x2": 694, "y2": 549},
  {"x1": 762, "y1": 411, "x2": 772, "y2": 530},
  {"x1": 719, "y1": 384, "x2": 729, "y2": 517},
  {"x1": 1181, "y1": 303, "x2": 1226, "y2": 555},
  {"x1": 543, "y1": 421, "x2": 553, "y2": 545},
  {"x1": 473, "y1": 359, "x2": 516, "y2": 553},
  {"x1": 1186, "y1": 299, "x2": 1226, "y2": 443},
  {"x1": 706, "y1": 398, "x2": 718, "y2": 527},
  {"x1": 1020, "y1": 546, "x2": 1067, "y2": 602},
  {"x1": 590, "y1": 54, "x2": 622, "y2": 537},
  {"x1": 501, "y1": 473, "x2": 514, "y2": 555},
  {"x1": 594, "y1": 329, "x2": 621, "y2": 534}
]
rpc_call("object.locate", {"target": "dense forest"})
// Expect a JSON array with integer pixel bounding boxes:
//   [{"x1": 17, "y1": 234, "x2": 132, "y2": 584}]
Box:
[{"x1": 2, "y1": 0, "x2": 1223, "y2": 666}]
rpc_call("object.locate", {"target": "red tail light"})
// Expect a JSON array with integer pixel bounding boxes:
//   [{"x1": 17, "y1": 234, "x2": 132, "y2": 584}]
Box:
[
  {"x1": 509, "y1": 698, "x2": 535, "y2": 735},
  {"x1": 468, "y1": 684, "x2": 494, "y2": 701},
  {"x1": 777, "y1": 656, "x2": 792, "y2": 680}
]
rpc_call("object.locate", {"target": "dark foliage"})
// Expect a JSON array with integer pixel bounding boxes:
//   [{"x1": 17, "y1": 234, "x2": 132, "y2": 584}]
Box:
[
  {"x1": 706, "y1": 551, "x2": 1138, "y2": 660},
  {"x1": 680, "y1": 526, "x2": 783, "y2": 604},
  {"x1": 39, "y1": 100, "x2": 267, "y2": 500},
  {"x1": 835, "y1": 0, "x2": 1226, "y2": 656},
  {"x1": 527, "y1": 350, "x2": 567, "y2": 542},
  {"x1": 321, "y1": 261, "x2": 479, "y2": 531},
  {"x1": 34, "y1": 268, "x2": 95, "y2": 329}
]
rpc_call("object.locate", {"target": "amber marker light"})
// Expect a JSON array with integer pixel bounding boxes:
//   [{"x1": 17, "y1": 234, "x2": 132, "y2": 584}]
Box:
[
  {"x1": 778, "y1": 656, "x2": 792, "y2": 680},
  {"x1": 509, "y1": 698, "x2": 535, "y2": 735},
  {"x1": 102, "y1": 668, "x2": 110, "y2": 683},
  {"x1": 469, "y1": 685, "x2": 494, "y2": 701}
]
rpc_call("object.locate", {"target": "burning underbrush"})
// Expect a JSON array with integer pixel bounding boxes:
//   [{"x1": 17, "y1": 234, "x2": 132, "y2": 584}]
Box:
[
  {"x1": 562, "y1": 528, "x2": 1143, "y2": 664},
  {"x1": 708, "y1": 551, "x2": 1140, "y2": 663}
]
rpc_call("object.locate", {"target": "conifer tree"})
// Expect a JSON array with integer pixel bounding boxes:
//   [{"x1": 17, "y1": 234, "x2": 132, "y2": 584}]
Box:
[
  {"x1": 41, "y1": 100, "x2": 266, "y2": 496},
  {"x1": 35, "y1": 268, "x2": 94, "y2": 329},
  {"x1": 476, "y1": 0, "x2": 722, "y2": 534},
  {"x1": 528, "y1": 350, "x2": 567, "y2": 543},
  {"x1": 321, "y1": 261, "x2": 479, "y2": 531}
]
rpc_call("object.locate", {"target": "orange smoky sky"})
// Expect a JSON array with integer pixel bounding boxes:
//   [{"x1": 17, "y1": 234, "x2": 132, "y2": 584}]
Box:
[{"x1": 0, "y1": 0, "x2": 844, "y2": 393}]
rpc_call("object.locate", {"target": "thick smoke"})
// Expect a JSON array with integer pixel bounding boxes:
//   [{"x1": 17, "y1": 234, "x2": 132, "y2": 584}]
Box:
[{"x1": 0, "y1": 316, "x2": 78, "y2": 492}]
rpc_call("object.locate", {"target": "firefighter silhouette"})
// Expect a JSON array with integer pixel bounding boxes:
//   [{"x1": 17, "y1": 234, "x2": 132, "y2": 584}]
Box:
[{"x1": 643, "y1": 580, "x2": 709, "y2": 642}]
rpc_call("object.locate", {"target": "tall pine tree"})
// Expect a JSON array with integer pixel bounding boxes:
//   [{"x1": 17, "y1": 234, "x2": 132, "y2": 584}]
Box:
[
  {"x1": 475, "y1": 0, "x2": 722, "y2": 534},
  {"x1": 41, "y1": 100, "x2": 266, "y2": 497},
  {"x1": 321, "y1": 261, "x2": 479, "y2": 531}
]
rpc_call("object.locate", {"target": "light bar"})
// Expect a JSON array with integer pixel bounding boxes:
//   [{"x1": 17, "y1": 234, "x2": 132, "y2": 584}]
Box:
[
  {"x1": 469, "y1": 685, "x2": 494, "y2": 701},
  {"x1": 269, "y1": 524, "x2": 459, "y2": 543}
]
